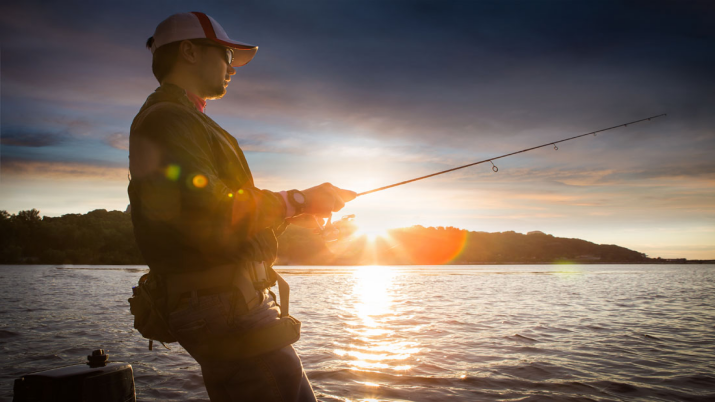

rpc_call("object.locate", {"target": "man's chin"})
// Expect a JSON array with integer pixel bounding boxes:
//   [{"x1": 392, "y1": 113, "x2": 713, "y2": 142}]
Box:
[{"x1": 206, "y1": 86, "x2": 227, "y2": 100}]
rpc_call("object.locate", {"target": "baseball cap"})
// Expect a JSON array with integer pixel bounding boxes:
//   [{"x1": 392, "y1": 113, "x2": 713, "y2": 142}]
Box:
[{"x1": 149, "y1": 12, "x2": 258, "y2": 67}]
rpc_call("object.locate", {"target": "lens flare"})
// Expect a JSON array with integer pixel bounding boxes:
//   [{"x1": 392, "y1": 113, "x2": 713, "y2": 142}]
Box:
[
  {"x1": 389, "y1": 227, "x2": 469, "y2": 264},
  {"x1": 192, "y1": 174, "x2": 208, "y2": 188},
  {"x1": 164, "y1": 164, "x2": 181, "y2": 181}
]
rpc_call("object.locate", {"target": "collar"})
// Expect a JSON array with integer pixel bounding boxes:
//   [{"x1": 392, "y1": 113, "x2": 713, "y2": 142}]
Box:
[
  {"x1": 185, "y1": 90, "x2": 207, "y2": 114},
  {"x1": 145, "y1": 83, "x2": 206, "y2": 113}
]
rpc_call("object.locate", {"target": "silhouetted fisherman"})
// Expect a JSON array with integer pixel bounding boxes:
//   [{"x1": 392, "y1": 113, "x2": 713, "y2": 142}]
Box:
[{"x1": 128, "y1": 12, "x2": 356, "y2": 401}]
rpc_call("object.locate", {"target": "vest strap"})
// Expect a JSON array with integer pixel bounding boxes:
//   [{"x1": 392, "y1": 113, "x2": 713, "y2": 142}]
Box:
[{"x1": 270, "y1": 267, "x2": 290, "y2": 317}]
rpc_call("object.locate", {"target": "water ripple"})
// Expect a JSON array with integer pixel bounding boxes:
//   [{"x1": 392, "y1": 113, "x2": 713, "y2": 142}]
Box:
[{"x1": 0, "y1": 264, "x2": 714, "y2": 401}]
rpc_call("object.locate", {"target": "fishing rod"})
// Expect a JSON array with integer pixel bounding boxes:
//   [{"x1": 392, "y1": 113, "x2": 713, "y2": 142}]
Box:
[
  {"x1": 356, "y1": 114, "x2": 667, "y2": 197},
  {"x1": 319, "y1": 114, "x2": 666, "y2": 241}
]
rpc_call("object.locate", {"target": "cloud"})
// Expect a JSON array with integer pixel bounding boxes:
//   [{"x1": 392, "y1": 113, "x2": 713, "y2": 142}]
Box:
[
  {"x1": 235, "y1": 132, "x2": 305, "y2": 154},
  {"x1": 0, "y1": 2, "x2": 154, "y2": 115},
  {"x1": 194, "y1": 1, "x2": 715, "y2": 168},
  {"x1": 200, "y1": 0, "x2": 713, "y2": 154},
  {"x1": 1, "y1": 159, "x2": 127, "y2": 181},
  {"x1": 105, "y1": 133, "x2": 129, "y2": 151},
  {"x1": 3, "y1": 0, "x2": 713, "y2": 181},
  {"x1": 231, "y1": 127, "x2": 472, "y2": 174},
  {"x1": 598, "y1": 163, "x2": 715, "y2": 183},
  {"x1": 1, "y1": 117, "x2": 102, "y2": 148},
  {"x1": 0, "y1": 129, "x2": 68, "y2": 147},
  {"x1": 472, "y1": 213, "x2": 566, "y2": 220},
  {"x1": 43, "y1": 117, "x2": 97, "y2": 136}
]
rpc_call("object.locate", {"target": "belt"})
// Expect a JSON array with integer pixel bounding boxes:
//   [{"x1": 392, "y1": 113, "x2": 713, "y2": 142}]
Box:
[{"x1": 162, "y1": 262, "x2": 291, "y2": 317}]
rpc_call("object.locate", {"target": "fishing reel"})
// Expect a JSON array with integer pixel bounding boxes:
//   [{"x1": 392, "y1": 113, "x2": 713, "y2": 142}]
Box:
[{"x1": 317, "y1": 214, "x2": 358, "y2": 242}]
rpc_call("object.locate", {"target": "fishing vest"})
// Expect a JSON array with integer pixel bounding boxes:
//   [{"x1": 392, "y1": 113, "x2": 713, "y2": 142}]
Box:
[
  {"x1": 127, "y1": 84, "x2": 299, "y2": 357},
  {"x1": 128, "y1": 83, "x2": 287, "y2": 276}
]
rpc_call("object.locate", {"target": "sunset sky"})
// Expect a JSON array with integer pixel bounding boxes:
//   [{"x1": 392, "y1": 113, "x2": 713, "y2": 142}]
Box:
[{"x1": 1, "y1": 1, "x2": 713, "y2": 259}]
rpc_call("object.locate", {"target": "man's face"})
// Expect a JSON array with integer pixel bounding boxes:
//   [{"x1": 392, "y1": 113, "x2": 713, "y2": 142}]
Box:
[{"x1": 196, "y1": 44, "x2": 236, "y2": 100}]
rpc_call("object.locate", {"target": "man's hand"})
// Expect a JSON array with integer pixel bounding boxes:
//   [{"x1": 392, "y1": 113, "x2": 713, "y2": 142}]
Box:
[{"x1": 301, "y1": 183, "x2": 357, "y2": 218}]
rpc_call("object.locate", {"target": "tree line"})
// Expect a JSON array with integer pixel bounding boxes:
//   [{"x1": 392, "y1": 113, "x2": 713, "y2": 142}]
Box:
[
  {"x1": 0, "y1": 209, "x2": 649, "y2": 265},
  {"x1": 0, "y1": 209, "x2": 143, "y2": 264}
]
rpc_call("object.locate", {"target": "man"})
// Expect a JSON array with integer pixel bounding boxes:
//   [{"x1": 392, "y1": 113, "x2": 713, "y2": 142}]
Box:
[{"x1": 128, "y1": 12, "x2": 356, "y2": 401}]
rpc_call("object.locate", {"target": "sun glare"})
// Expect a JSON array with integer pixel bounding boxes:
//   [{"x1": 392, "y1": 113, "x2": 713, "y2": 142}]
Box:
[
  {"x1": 332, "y1": 266, "x2": 420, "y2": 374},
  {"x1": 353, "y1": 225, "x2": 389, "y2": 242}
]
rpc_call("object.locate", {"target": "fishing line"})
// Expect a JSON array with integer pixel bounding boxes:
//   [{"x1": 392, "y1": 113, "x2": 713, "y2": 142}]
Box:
[{"x1": 356, "y1": 114, "x2": 666, "y2": 197}]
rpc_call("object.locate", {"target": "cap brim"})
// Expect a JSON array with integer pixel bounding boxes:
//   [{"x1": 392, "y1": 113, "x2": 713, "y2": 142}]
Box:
[{"x1": 209, "y1": 38, "x2": 258, "y2": 67}]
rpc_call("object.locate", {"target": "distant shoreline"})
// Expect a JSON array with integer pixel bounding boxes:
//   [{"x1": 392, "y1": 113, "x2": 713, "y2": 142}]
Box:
[
  {"x1": 2, "y1": 209, "x2": 711, "y2": 264},
  {"x1": 277, "y1": 259, "x2": 715, "y2": 266},
  {"x1": 465, "y1": 261, "x2": 708, "y2": 265},
  {"x1": 4, "y1": 262, "x2": 714, "y2": 268},
  {"x1": 285, "y1": 261, "x2": 715, "y2": 266}
]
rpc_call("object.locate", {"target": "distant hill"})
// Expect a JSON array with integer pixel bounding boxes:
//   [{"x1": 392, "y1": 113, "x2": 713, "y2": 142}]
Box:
[
  {"x1": 0, "y1": 208, "x2": 655, "y2": 265},
  {"x1": 274, "y1": 224, "x2": 649, "y2": 265},
  {"x1": 0, "y1": 209, "x2": 143, "y2": 265}
]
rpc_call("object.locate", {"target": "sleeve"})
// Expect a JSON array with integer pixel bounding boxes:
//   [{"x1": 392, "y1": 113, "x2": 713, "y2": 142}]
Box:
[
  {"x1": 278, "y1": 191, "x2": 296, "y2": 218},
  {"x1": 230, "y1": 186, "x2": 289, "y2": 238},
  {"x1": 129, "y1": 105, "x2": 286, "y2": 262}
]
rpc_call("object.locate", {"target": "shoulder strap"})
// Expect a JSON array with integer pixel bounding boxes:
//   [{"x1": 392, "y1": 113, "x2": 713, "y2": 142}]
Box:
[{"x1": 268, "y1": 266, "x2": 290, "y2": 318}]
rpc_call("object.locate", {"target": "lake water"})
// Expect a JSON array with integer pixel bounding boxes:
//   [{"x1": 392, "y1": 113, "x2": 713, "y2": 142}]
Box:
[{"x1": 1, "y1": 264, "x2": 714, "y2": 401}]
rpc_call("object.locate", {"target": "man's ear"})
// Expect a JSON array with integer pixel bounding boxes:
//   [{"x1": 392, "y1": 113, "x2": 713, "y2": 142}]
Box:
[{"x1": 178, "y1": 40, "x2": 200, "y2": 65}]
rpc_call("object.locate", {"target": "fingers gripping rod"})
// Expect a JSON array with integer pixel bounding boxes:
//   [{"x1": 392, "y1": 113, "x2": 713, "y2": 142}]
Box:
[{"x1": 356, "y1": 114, "x2": 666, "y2": 197}]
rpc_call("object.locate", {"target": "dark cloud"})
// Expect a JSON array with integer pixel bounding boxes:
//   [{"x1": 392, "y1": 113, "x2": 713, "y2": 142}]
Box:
[
  {"x1": 0, "y1": 116, "x2": 102, "y2": 148},
  {"x1": 1, "y1": 1, "x2": 713, "y2": 187},
  {"x1": 199, "y1": 0, "x2": 714, "y2": 159},
  {"x1": 3, "y1": 0, "x2": 713, "y2": 156},
  {"x1": 0, "y1": 129, "x2": 69, "y2": 147}
]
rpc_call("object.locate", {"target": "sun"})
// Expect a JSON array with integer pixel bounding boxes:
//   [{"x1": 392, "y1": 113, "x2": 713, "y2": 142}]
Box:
[
  {"x1": 330, "y1": 215, "x2": 391, "y2": 242},
  {"x1": 353, "y1": 225, "x2": 390, "y2": 241}
]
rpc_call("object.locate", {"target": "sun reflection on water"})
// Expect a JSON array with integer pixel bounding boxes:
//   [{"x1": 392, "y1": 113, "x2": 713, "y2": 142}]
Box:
[{"x1": 334, "y1": 266, "x2": 420, "y2": 374}]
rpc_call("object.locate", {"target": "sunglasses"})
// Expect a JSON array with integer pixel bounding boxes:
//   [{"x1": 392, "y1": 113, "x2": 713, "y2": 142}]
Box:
[{"x1": 192, "y1": 41, "x2": 234, "y2": 65}]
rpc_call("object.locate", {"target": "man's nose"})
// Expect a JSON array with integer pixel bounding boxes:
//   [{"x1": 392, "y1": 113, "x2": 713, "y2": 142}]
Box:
[{"x1": 227, "y1": 65, "x2": 236, "y2": 76}]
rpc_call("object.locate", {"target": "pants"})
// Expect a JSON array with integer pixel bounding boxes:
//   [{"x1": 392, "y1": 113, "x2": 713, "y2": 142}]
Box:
[{"x1": 167, "y1": 289, "x2": 316, "y2": 402}]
